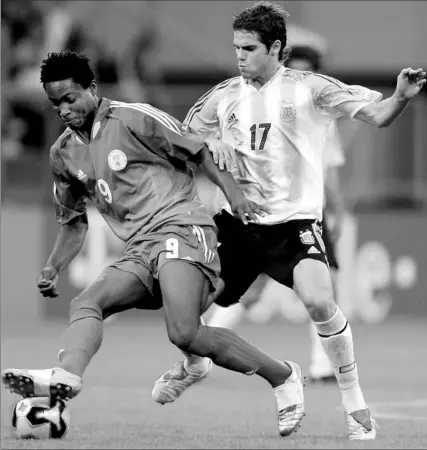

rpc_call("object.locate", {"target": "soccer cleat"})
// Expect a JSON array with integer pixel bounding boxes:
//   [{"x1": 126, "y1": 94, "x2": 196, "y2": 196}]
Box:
[
  {"x1": 152, "y1": 358, "x2": 212, "y2": 404},
  {"x1": 2, "y1": 368, "x2": 82, "y2": 401},
  {"x1": 274, "y1": 361, "x2": 305, "y2": 437},
  {"x1": 346, "y1": 408, "x2": 377, "y2": 440}
]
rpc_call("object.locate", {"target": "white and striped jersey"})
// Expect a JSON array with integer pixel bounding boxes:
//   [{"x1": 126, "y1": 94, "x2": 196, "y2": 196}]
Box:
[{"x1": 184, "y1": 66, "x2": 382, "y2": 224}]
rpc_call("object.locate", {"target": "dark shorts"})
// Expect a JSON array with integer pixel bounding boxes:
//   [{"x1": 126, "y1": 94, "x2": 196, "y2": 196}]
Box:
[
  {"x1": 214, "y1": 211, "x2": 329, "y2": 307},
  {"x1": 321, "y1": 212, "x2": 339, "y2": 270},
  {"x1": 109, "y1": 224, "x2": 221, "y2": 295}
]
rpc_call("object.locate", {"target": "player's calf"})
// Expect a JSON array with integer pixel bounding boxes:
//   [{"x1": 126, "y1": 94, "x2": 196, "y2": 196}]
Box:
[{"x1": 2, "y1": 367, "x2": 82, "y2": 401}]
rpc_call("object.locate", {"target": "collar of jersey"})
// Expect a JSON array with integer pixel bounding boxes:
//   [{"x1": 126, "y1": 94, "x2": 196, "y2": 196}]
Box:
[
  {"x1": 242, "y1": 65, "x2": 286, "y2": 90},
  {"x1": 71, "y1": 98, "x2": 112, "y2": 144},
  {"x1": 95, "y1": 98, "x2": 114, "y2": 121}
]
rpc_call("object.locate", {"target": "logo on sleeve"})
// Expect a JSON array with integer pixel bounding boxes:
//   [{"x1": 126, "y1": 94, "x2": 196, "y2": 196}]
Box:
[{"x1": 108, "y1": 149, "x2": 127, "y2": 171}]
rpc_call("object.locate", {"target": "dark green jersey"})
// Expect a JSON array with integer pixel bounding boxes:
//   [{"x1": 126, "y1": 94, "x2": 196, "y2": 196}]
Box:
[{"x1": 50, "y1": 99, "x2": 215, "y2": 241}]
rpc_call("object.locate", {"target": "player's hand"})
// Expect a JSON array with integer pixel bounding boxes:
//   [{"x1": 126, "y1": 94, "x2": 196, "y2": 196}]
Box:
[
  {"x1": 396, "y1": 68, "x2": 426, "y2": 100},
  {"x1": 229, "y1": 193, "x2": 269, "y2": 225},
  {"x1": 37, "y1": 266, "x2": 59, "y2": 298},
  {"x1": 205, "y1": 139, "x2": 245, "y2": 176}
]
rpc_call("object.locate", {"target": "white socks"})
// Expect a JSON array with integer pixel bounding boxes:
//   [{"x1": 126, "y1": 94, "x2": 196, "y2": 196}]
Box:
[
  {"x1": 314, "y1": 307, "x2": 367, "y2": 414},
  {"x1": 309, "y1": 321, "x2": 334, "y2": 378}
]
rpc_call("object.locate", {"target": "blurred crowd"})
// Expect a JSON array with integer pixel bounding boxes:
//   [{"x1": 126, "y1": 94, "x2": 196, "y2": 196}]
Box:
[{"x1": 1, "y1": 0, "x2": 170, "y2": 161}]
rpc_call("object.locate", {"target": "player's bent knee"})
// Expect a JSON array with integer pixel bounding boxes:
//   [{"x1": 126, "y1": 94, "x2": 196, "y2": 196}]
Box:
[
  {"x1": 69, "y1": 296, "x2": 103, "y2": 324},
  {"x1": 305, "y1": 298, "x2": 336, "y2": 322},
  {"x1": 167, "y1": 323, "x2": 199, "y2": 351},
  {"x1": 298, "y1": 285, "x2": 335, "y2": 320},
  {"x1": 293, "y1": 259, "x2": 335, "y2": 321}
]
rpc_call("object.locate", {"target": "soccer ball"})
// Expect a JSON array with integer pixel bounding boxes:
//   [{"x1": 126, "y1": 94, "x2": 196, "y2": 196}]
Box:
[{"x1": 12, "y1": 397, "x2": 70, "y2": 439}]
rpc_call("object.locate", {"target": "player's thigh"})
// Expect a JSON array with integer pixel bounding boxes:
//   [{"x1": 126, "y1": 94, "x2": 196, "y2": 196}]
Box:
[
  {"x1": 153, "y1": 224, "x2": 219, "y2": 318},
  {"x1": 153, "y1": 224, "x2": 220, "y2": 295},
  {"x1": 73, "y1": 267, "x2": 155, "y2": 318},
  {"x1": 262, "y1": 219, "x2": 334, "y2": 305},
  {"x1": 158, "y1": 260, "x2": 210, "y2": 346}
]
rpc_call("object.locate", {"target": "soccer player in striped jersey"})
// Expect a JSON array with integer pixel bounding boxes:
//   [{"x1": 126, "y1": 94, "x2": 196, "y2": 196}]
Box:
[
  {"x1": 152, "y1": 2, "x2": 425, "y2": 440},
  {"x1": 206, "y1": 40, "x2": 346, "y2": 384},
  {"x1": 2, "y1": 50, "x2": 306, "y2": 437}
]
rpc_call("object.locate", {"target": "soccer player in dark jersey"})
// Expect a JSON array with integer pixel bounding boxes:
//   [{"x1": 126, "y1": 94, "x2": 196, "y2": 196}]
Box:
[{"x1": 2, "y1": 51, "x2": 305, "y2": 437}]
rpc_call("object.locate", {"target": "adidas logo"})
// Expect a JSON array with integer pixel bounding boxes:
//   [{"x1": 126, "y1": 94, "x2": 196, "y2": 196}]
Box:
[
  {"x1": 77, "y1": 170, "x2": 87, "y2": 181},
  {"x1": 228, "y1": 113, "x2": 237, "y2": 124},
  {"x1": 308, "y1": 246, "x2": 321, "y2": 255}
]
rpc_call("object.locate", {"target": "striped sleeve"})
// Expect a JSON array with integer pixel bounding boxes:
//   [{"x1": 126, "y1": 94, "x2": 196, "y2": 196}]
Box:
[
  {"x1": 309, "y1": 74, "x2": 383, "y2": 120},
  {"x1": 111, "y1": 101, "x2": 205, "y2": 161},
  {"x1": 182, "y1": 78, "x2": 236, "y2": 139}
]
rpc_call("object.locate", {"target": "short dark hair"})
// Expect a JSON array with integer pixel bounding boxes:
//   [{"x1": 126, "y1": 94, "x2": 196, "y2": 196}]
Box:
[
  {"x1": 287, "y1": 46, "x2": 323, "y2": 71},
  {"x1": 232, "y1": 1, "x2": 290, "y2": 62},
  {"x1": 40, "y1": 50, "x2": 95, "y2": 88}
]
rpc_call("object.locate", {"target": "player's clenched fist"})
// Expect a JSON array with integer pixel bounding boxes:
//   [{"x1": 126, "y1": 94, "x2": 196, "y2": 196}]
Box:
[
  {"x1": 37, "y1": 266, "x2": 59, "y2": 298},
  {"x1": 396, "y1": 68, "x2": 426, "y2": 100}
]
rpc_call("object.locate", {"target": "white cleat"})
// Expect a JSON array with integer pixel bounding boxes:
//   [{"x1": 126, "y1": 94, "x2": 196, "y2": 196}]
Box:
[
  {"x1": 2, "y1": 367, "x2": 82, "y2": 401},
  {"x1": 274, "y1": 361, "x2": 305, "y2": 437},
  {"x1": 346, "y1": 408, "x2": 377, "y2": 440},
  {"x1": 152, "y1": 359, "x2": 212, "y2": 405}
]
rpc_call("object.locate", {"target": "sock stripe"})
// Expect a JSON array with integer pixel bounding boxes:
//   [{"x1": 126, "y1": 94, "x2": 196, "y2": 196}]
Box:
[
  {"x1": 339, "y1": 361, "x2": 356, "y2": 373},
  {"x1": 318, "y1": 320, "x2": 348, "y2": 338}
]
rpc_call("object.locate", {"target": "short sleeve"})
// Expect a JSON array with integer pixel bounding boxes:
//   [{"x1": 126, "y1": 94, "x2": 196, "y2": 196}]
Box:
[
  {"x1": 182, "y1": 80, "x2": 230, "y2": 139},
  {"x1": 119, "y1": 103, "x2": 205, "y2": 161},
  {"x1": 310, "y1": 74, "x2": 383, "y2": 120},
  {"x1": 50, "y1": 150, "x2": 87, "y2": 225}
]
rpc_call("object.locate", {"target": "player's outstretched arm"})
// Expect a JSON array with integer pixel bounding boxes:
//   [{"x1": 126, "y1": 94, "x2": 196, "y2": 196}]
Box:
[
  {"x1": 195, "y1": 145, "x2": 268, "y2": 225},
  {"x1": 355, "y1": 68, "x2": 426, "y2": 128},
  {"x1": 37, "y1": 215, "x2": 88, "y2": 298}
]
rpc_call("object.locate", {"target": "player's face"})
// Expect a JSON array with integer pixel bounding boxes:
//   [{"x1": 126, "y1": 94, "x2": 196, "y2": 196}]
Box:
[
  {"x1": 233, "y1": 30, "x2": 278, "y2": 79},
  {"x1": 45, "y1": 79, "x2": 98, "y2": 130},
  {"x1": 287, "y1": 58, "x2": 315, "y2": 72}
]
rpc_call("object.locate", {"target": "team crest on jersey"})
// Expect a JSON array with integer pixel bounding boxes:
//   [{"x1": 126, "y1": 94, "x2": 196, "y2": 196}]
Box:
[
  {"x1": 108, "y1": 149, "x2": 127, "y2": 171},
  {"x1": 280, "y1": 101, "x2": 297, "y2": 123},
  {"x1": 300, "y1": 230, "x2": 315, "y2": 245}
]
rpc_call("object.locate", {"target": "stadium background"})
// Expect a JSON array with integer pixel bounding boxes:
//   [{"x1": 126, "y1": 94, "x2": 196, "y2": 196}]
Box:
[{"x1": 2, "y1": 2, "x2": 427, "y2": 448}]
